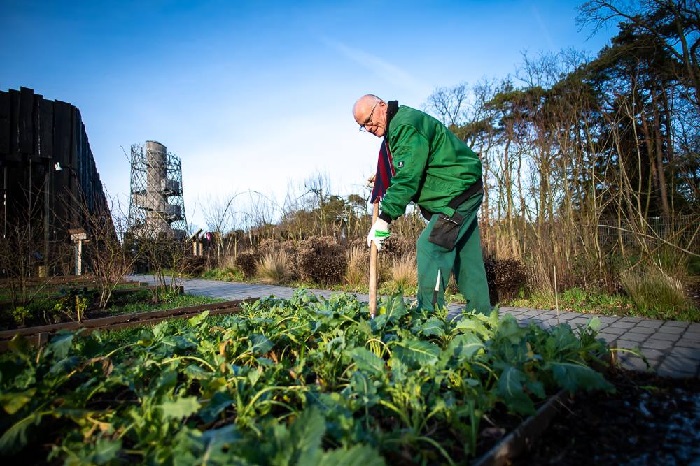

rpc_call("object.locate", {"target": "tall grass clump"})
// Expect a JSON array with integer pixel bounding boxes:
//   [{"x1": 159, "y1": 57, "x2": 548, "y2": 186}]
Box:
[
  {"x1": 620, "y1": 264, "x2": 695, "y2": 320},
  {"x1": 391, "y1": 253, "x2": 417, "y2": 290},
  {"x1": 257, "y1": 251, "x2": 292, "y2": 284},
  {"x1": 379, "y1": 253, "x2": 417, "y2": 296},
  {"x1": 345, "y1": 246, "x2": 368, "y2": 287}
]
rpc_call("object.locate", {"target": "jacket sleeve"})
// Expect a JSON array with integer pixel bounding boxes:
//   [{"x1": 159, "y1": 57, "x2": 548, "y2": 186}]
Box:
[{"x1": 379, "y1": 124, "x2": 430, "y2": 221}]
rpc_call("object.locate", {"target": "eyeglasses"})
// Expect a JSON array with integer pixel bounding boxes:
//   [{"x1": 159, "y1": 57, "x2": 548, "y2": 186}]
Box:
[{"x1": 359, "y1": 101, "x2": 379, "y2": 132}]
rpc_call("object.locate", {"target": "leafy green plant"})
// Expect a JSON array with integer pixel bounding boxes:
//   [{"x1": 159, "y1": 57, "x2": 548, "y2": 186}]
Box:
[
  {"x1": 0, "y1": 290, "x2": 613, "y2": 465},
  {"x1": 201, "y1": 267, "x2": 246, "y2": 282},
  {"x1": 10, "y1": 306, "x2": 29, "y2": 326}
]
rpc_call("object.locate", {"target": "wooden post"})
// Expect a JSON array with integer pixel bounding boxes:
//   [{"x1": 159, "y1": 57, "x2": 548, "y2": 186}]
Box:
[{"x1": 369, "y1": 202, "x2": 379, "y2": 318}]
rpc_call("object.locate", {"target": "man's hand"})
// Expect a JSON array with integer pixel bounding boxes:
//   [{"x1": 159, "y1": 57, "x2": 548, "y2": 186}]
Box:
[
  {"x1": 366, "y1": 174, "x2": 376, "y2": 189},
  {"x1": 367, "y1": 218, "x2": 390, "y2": 251}
]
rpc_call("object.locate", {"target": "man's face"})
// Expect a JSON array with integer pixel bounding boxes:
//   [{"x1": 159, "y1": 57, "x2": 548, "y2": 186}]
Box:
[{"x1": 356, "y1": 100, "x2": 385, "y2": 137}]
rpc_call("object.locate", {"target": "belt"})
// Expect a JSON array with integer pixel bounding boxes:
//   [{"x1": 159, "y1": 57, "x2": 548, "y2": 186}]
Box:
[{"x1": 420, "y1": 178, "x2": 483, "y2": 221}]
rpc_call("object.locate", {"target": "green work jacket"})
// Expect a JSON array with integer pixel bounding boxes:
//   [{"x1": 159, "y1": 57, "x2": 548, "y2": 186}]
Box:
[{"x1": 379, "y1": 105, "x2": 482, "y2": 221}]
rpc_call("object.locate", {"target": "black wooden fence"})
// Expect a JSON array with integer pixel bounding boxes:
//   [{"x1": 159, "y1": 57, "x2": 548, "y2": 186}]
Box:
[{"x1": 0, "y1": 86, "x2": 110, "y2": 275}]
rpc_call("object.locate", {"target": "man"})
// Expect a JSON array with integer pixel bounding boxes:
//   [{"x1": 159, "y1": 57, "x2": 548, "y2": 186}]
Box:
[{"x1": 353, "y1": 94, "x2": 491, "y2": 315}]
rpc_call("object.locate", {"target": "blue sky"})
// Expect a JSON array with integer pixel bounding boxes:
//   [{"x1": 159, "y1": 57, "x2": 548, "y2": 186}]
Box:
[{"x1": 1, "y1": 0, "x2": 613, "y2": 230}]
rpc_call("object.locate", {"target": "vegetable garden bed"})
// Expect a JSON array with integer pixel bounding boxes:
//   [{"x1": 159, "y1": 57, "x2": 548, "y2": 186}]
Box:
[
  {"x1": 0, "y1": 290, "x2": 614, "y2": 465},
  {"x1": 0, "y1": 279, "x2": 153, "y2": 331}
]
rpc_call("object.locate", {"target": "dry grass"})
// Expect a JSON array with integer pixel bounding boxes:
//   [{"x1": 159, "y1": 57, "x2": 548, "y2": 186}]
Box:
[
  {"x1": 345, "y1": 246, "x2": 368, "y2": 287},
  {"x1": 391, "y1": 253, "x2": 417, "y2": 290},
  {"x1": 220, "y1": 254, "x2": 238, "y2": 270},
  {"x1": 620, "y1": 264, "x2": 694, "y2": 318},
  {"x1": 257, "y1": 251, "x2": 292, "y2": 284}
]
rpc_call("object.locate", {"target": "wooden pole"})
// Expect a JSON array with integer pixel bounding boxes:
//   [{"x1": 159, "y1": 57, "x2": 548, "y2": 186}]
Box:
[{"x1": 369, "y1": 201, "x2": 379, "y2": 318}]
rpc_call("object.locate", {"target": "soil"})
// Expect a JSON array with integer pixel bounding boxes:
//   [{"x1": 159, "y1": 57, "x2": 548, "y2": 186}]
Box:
[{"x1": 510, "y1": 369, "x2": 700, "y2": 466}]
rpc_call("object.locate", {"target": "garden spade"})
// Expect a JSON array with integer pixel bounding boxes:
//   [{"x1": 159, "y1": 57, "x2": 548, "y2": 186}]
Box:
[{"x1": 369, "y1": 201, "x2": 379, "y2": 319}]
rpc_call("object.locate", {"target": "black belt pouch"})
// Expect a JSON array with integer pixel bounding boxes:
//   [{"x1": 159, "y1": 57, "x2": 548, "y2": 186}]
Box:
[{"x1": 428, "y1": 212, "x2": 464, "y2": 250}]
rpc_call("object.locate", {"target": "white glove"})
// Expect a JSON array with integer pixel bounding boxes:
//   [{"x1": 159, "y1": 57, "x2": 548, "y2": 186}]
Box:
[
  {"x1": 367, "y1": 218, "x2": 390, "y2": 251},
  {"x1": 366, "y1": 175, "x2": 376, "y2": 189}
]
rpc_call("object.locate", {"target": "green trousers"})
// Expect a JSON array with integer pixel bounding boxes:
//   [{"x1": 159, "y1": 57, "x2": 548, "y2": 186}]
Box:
[{"x1": 416, "y1": 192, "x2": 491, "y2": 314}]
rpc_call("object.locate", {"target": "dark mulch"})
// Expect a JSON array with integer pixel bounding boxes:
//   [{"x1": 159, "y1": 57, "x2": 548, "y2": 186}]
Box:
[{"x1": 511, "y1": 369, "x2": 700, "y2": 465}]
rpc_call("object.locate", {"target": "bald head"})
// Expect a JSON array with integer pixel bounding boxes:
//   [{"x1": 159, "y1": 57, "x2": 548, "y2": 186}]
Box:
[
  {"x1": 353, "y1": 94, "x2": 387, "y2": 137},
  {"x1": 353, "y1": 94, "x2": 381, "y2": 118}
]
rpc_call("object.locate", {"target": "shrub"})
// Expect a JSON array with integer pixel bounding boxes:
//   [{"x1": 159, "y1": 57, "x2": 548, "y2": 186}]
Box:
[
  {"x1": 381, "y1": 235, "x2": 414, "y2": 261},
  {"x1": 235, "y1": 251, "x2": 259, "y2": 279},
  {"x1": 296, "y1": 236, "x2": 347, "y2": 285},
  {"x1": 180, "y1": 256, "x2": 207, "y2": 277},
  {"x1": 485, "y1": 257, "x2": 528, "y2": 304}
]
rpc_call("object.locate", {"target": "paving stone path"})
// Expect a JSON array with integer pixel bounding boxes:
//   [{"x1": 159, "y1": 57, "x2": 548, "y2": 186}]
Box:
[{"x1": 129, "y1": 275, "x2": 700, "y2": 378}]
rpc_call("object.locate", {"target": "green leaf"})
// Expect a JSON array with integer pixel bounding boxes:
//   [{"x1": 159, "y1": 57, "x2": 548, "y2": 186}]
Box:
[
  {"x1": 497, "y1": 366, "x2": 535, "y2": 415},
  {"x1": 348, "y1": 348, "x2": 385, "y2": 377},
  {"x1": 0, "y1": 388, "x2": 35, "y2": 415},
  {"x1": 418, "y1": 317, "x2": 445, "y2": 337},
  {"x1": 391, "y1": 340, "x2": 440, "y2": 368},
  {"x1": 494, "y1": 315, "x2": 525, "y2": 344},
  {"x1": 446, "y1": 334, "x2": 484, "y2": 363},
  {"x1": 550, "y1": 362, "x2": 614, "y2": 393},
  {"x1": 318, "y1": 444, "x2": 386, "y2": 466},
  {"x1": 0, "y1": 411, "x2": 43, "y2": 453},
  {"x1": 290, "y1": 407, "x2": 325, "y2": 464},
  {"x1": 388, "y1": 357, "x2": 409, "y2": 383},
  {"x1": 81, "y1": 437, "x2": 122, "y2": 464},
  {"x1": 159, "y1": 396, "x2": 200, "y2": 420},
  {"x1": 452, "y1": 317, "x2": 490, "y2": 338},
  {"x1": 6, "y1": 335, "x2": 33, "y2": 358},
  {"x1": 369, "y1": 313, "x2": 388, "y2": 331},
  {"x1": 199, "y1": 424, "x2": 241, "y2": 448},
  {"x1": 178, "y1": 425, "x2": 242, "y2": 465},
  {"x1": 198, "y1": 391, "x2": 233, "y2": 423},
  {"x1": 546, "y1": 325, "x2": 579, "y2": 356},
  {"x1": 45, "y1": 332, "x2": 75, "y2": 360},
  {"x1": 49, "y1": 356, "x2": 81, "y2": 375},
  {"x1": 187, "y1": 310, "x2": 210, "y2": 327},
  {"x1": 183, "y1": 363, "x2": 211, "y2": 380},
  {"x1": 383, "y1": 295, "x2": 409, "y2": 324},
  {"x1": 587, "y1": 317, "x2": 601, "y2": 332},
  {"x1": 347, "y1": 371, "x2": 379, "y2": 408},
  {"x1": 250, "y1": 334, "x2": 274, "y2": 355},
  {"x1": 164, "y1": 335, "x2": 198, "y2": 350}
]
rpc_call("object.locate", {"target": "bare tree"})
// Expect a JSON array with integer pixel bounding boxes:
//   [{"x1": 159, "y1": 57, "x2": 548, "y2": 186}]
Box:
[
  {"x1": 200, "y1": 192, "x2": 239, "y2": 267},
  {"x1": 80, "y1": 196, "x2": 136, "y2": 309}
]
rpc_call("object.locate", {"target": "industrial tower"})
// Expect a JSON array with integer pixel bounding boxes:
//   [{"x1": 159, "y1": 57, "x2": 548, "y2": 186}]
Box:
[{"x1": 128, "y1": 141, "x2": 186, "y2": 239}]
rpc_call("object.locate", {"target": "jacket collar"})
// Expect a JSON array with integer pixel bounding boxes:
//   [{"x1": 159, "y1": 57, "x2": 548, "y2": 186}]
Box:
[{"x1": 386, "y1": 100, "x2": 399, "y2": 130}]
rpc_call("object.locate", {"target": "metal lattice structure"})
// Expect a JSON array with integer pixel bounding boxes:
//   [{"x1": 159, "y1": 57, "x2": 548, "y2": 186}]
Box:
[{"x1": 128, "y1": 141, "x2": 186, "y2": 239}]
